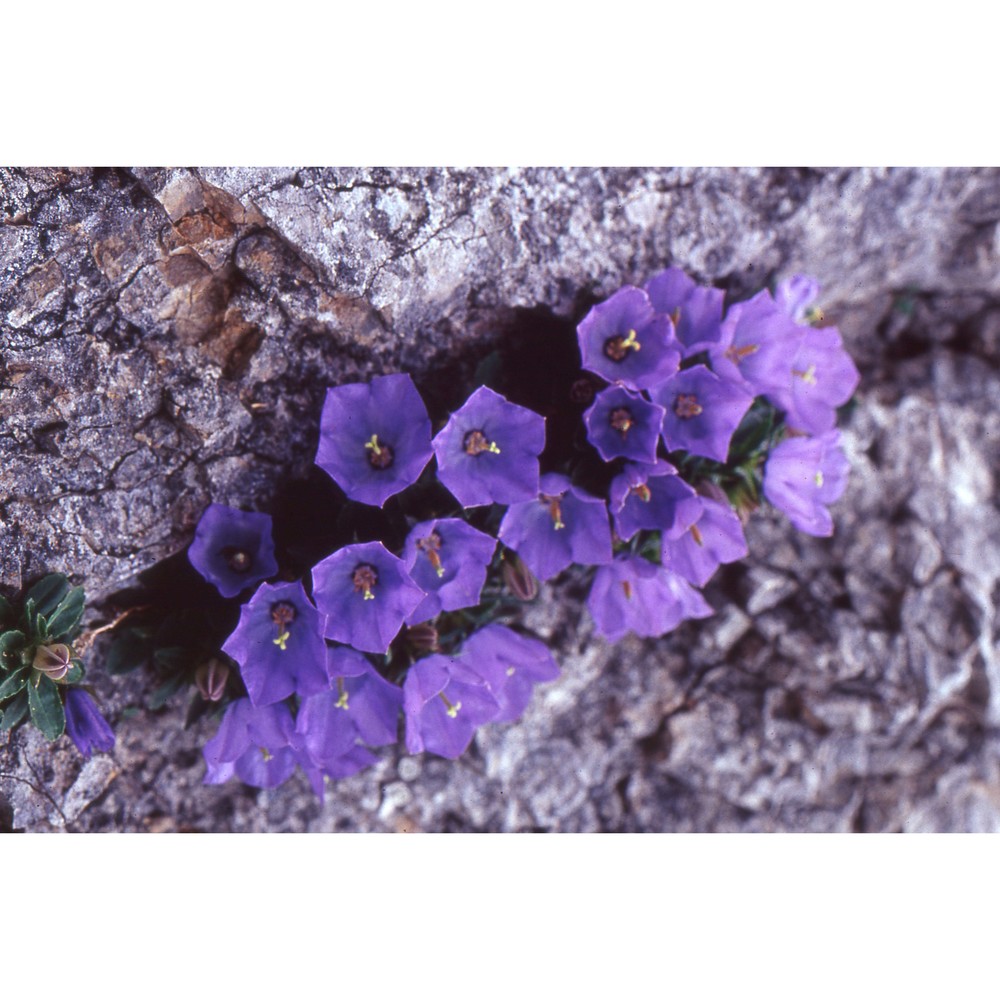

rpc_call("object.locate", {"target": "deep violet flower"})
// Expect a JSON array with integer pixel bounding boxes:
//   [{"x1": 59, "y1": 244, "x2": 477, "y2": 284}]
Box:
[
  {"x1": 498, "y1": 473, "x2": 613, "y2": 581},
  {"x1": 708, "y1": 289, "x2": 801, "y2": 395},
  {"x1": 775, "y1": 274, "x2": 822, "y2": 324},
  {"x1": 315, "y1": 373, "x2": 433, "y2": 507},
  {"x1": 651, "y1": 364, "x2": 754, "y2": 463},
  {"x1": 221, "y1": 580, "x2": 329, "y2": 707},
  {"x1": 403, "y1": 654, "x2": 501, "y2": 759},
  {"x1": 402, "y1": 518, "x2": 497, "y2": 624},
  {"x1": 763, "y1": 430, "x2": 850, "y2": 537},
  {"x1": 587, "y1": 555, "x2": 713, "y2": 643},
  {"x1": 187, "y1": 504, "x2": 279, "y2": 599},
  {"x1": 576, "y1": 286, "x2": 681, "y2": 390},
  {"x1": 583, "y1": 385, "x2": 666, "y2": 464},
  {"x1": 312, "y1": 541, "x2": 425, "y2": 654},
  {"x1": 203, "y1": 698, "x2": 298, "y2": 789},
  {"x1": 608, "y1": 461, "x2": 702, "y2": 543},
  {"x1": 64, "y1": 688, "x2": 115, "y2": 758},
  {"x1": 294, "y1": 647, "x2": 403, "y2": 792},
  {"x1": 766, "y1": 325, "x2": 860, "y2": 435},
  {"x1": 661, "y1": 495, "x2": 748, "y2": 587},
  {"x1": 644, "y1": 267, "x2": 725, "y2": 354},
  {"x1": 459, "y1": 624, "x2": 560, "y2": 723},
  {"x1": 432, "y1": 386, "x2": 546, "y2": 507}
]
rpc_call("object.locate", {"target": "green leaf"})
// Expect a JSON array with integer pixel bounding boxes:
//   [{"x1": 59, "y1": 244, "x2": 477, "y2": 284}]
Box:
[
  {"x1": 0, "y1": 691, "x2": 29, "y2": 731},
  {"x1": 45, "y1": 586, "x2": 86, "y2": 640},
  {"x1": 148, "y1": 674, "x2": 187, "y2": 710},
  {"x1": 154, "y1": 646, "x2": 190, "y2": 672},
  {"x1": 0, "y1": 667, "x2": 28, "y2": 701},
  {"x1": 63, "y1": 660, "x2": 85, "y2": 685},
  {"x1": 33, "y1": 612, "x2": 49, "y2": 643},
  {"x1": 105, "y1": 631, "x2": 151, "y2": 675},
  {"x1": 23, "y1": 598, "x2": 37, "y2": 637},
  {"x1": 0, "y1": 630, "x2": 26, "y2": 656},
  {"x1": 27, "y1": 674, "x2": 66, "y2": 740},
  {"x1": 24, "y1": 574, "x2": 71, "y2": 619},
  {"x1": 0, "y1": 595, "x2": 13, "y2": 628}
]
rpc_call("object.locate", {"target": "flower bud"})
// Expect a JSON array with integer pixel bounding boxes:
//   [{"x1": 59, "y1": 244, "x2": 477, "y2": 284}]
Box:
[
  {"x1": 195, "y1": 658, "x2": 230, "y2": 701},
  {"x1": 33, "y1": 642, "x2": 72, "y2": 681},
  {"x1": 502, "y1": 552, "x2": 539, "y2": 601},
  {"x1": 405, "y1": 623, "x2": 440, "y2": 652}
]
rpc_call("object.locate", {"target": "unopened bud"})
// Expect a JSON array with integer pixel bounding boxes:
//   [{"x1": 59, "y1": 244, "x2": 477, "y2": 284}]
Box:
[
  {"x1": 502, "y1": 552, "x2": 539, "y2": 601},
  {"x1": 405, "y1": 623, "x2": 440, "y2": 652},
  {"x1": 33, "y1": 643, "x2": 72, "y2": 681},
  {"x1": 195, "y1": 658, "x2": 230, "y2": 701}
]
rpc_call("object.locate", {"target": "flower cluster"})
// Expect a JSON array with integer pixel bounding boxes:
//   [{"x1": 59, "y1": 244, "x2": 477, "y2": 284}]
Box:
[{"x1": 182, "y1": 268, "x2": 857, "y2": 795}]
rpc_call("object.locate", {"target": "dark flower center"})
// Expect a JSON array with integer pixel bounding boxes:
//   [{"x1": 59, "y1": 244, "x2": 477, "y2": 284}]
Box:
[
  {"x1": 463, "y1": 429, "x2": 501, "y2": 457},
  {"x1": 222, "y1": 547, "x2": 253, "y2": 573},
  {"x1": 271, "y1": 602, "x2": 297, "y2": 627},
  {"x1": 352, "y1": 563, "x2": 378, "y2": 600},
  {"x1": 674, "y1": 394, "x2": 703, "y2": 419},
  {"x1": 630, "y1": 483, "x2": 652, "y2": 503},
  {"x1": 603, "y1": 328, "x2": 640, "y2": 362},
  {"x1": 416, "y1": 530, "x2": 445, "y2": 577},
  {"x1": 609, "y1": 407, "x2": 634, "y2": 436},
  {"x1": 365, "y1": 434, "x2": 395, "y2": 470}
]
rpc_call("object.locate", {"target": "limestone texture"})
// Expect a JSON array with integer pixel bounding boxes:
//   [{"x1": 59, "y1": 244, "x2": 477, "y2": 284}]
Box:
[{"x1": 2, "y1": 167, "x2": 1000, "y2": 832}]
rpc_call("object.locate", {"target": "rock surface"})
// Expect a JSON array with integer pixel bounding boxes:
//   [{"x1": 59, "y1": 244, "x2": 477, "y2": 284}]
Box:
[{"x1": 2, "y1": 167, "x2": 1000, "y2": 831}]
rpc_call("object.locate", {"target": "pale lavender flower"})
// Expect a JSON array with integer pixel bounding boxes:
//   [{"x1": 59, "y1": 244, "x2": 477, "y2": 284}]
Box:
[
  {"x1": 645, "y1": 267, "x2": 725, "y2": 354},
  {"x1": 187, "y1": 504, "x2": 278, "y2": 599},
  {"x1": 312, "y1": 541, "x2": 425, "y2": 654},
  {"x1": 432, "y1": 386, "x2": 546, "y2": 507},
  {"x1": 763, "y1": 430, "x2": 850, "y2": 537},
  {"x1": 775, "y1": 274, "x2": 822, "y2": 324},
  {"x1": 661, "y1": 496, "x2": 748, "y2": 587},
  {"x1": 583, "y1": 385, "x2": 666, "y2": 464},
  {"x1": 498, "y1": 473, "x2": 612, "y2": 581},
  {"x1": 203, "y1": 698, "x2": 298, "y2": 789}
]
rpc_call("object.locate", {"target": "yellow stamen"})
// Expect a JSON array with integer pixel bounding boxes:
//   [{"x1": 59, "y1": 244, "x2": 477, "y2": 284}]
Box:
[
  {"x1": 814, "y1": 470, "x2": 824, "y2": 487},
  {"x1": 273, "y1": 630, "x2": 290, "y2": 651},
  {"x1": 670, "y1": 307, "x2": 681, "y2": 327},
  {"x1": 439, "y1": 692, "x2": 462, "y2": 718},
  {"x1": 621, "y1": 329, "x2": 640, "y2": 352},
  {"x1": 260, "y1": 747, "x2": 273, "y2": 762},
  {"x1": 547, "y1": 498, "x2": 566, "y2": 530},
  {"x1": 487, "y1": 441, "x2": 501, "y2": 454},
  {"x1": 622, "y1": 580, "x2": 633, "y2": 601},
  {"x1": 793, "y1": 364, "x2": 818, "y2": 385},
  {"x1": 364, "y1": 433, "x2": 383, "y2": 456},
  {"x1": 725, "y1": 343, "x2": 759, "y2": 363},
  {"x1": 335, "y1": 677, "x2": 349, "y2": 709},
  {"x1": 632, "y1": 484, "x2": 652, "y2": 503},
  {"x1": 506, "y1": 666, "x2": 515, "y2": 677},
  {"x1": 363, "y1": 588, "x2": 375, "y2": 601},
  {"x1": 690, "y1": 523, "x2": 704, "y2": 546}
]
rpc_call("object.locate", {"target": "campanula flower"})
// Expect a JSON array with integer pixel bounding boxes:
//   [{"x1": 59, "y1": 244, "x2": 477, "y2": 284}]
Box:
[
  {"x1": 221, "y1": 580, "x2": 329, "y2": 706},
  {"x1": 498, "y1": 473, "x2": 613, "y2": 581},
  {"x1": 766, "y1": 325, "x2": 860, "y2": 435},
  {"x1": 187, "y1": 504, "x2": 279, "y2": 599},
  {"x1": 775, "y1": 274, "x2": 822, "y2": 324},
  {"x1": 651, "y1": 364, "x2": 754, "y2": 463},
  {"x1": 315, "y1": 373, "x2": 434, "y2": 507},
  {"x1": 403, "y1": 654, "x2": 501, "y2": 759},
  {"x1": 203, "y1": 698, "x2": 298, "y2": 789},
  {"x1": 432, "y1": 386, "x2": 546, "y2": 507},
  {"x1": 583, "y1": 385, "x2": 666, "y2": 464},
  {"x1": 644, "y1": 267, "x2": 725, "y2": 354},
  {"x1": 576, "y1": 286, "x2": 681, "y2": 390},
  {"x1": 763, "y1": 430, "x2": 850, "y2": 537},
  {"x1": 608, "y1": 461, "x2": 701, "y2": 542},
  {"x1": 587, "y1": 555, "x2": 713, "y2": 643},
  {"x1": 660, "y1": 495, "x2": 748, "y2": 587},
  {"x1": 708, "y1": 290, "x2": 800, "y2": 395},
  {"x1": 458, "y1": 624, "x2": 559, "y2": 723},
  {"x1": 402, "y1": 518, "x2": 498, "y2": 624},
  {"x1": 64, "y1": 688, "x2": 115, "y2": 758},
  {"x1": 312, "y1": 541, "x2": 425, "y2": 654}
]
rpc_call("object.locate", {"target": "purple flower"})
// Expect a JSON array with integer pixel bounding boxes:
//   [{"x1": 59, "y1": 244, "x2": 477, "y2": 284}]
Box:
[
  {"x1": 708, "y1": 290, "x2": 800, "y2": 395},
  {"x1": 312, "y1": 541, "x2": 425, "y2": 654},
  {"x1": 587, "y1": 555, "x2": 713, "y2": 643},
  {"x1": 315, "y1": 373, "x2": 433, "y2": 507},
  {"x1": 221, "y1": 580, "x2": 330, "y2": 707},
  {"x1": 583, "y1": 385, "x2": 666, "y2": 464},
  {"x1": 64, "y1": 688, "x2": 115, "y2": 759},
  {"x1": 763, "y1": 430, "x2": 850, "y2": 537},
  {"x1": 187, "y1": 504, "x2": 278, "y2": 599},
  {"x1": 608, "y1": 461, "x2": 702, "y2": 543},
  {"x1": 766, "y1": 326, "x2": 860, "y2": 435},
  {"x1": 576, "y1": 286, "x2": 681, "y2": 390},
  {"x1": 498, "y1": 473, "x2": 613, "y2": 581},
  {"x1": 458, "y1": 625, "x2": 559, "y2": 723},
  {"x1": 775, "y1": 274, "x2": 822, "y2": 324},
  {"x1": 403, "y1": 654, "x2": 501, "y2": 759},
  {"x1": 402, "y1": 518, "x2": 497, "y2": 624},
  {"x1": 294, "y1": 647, "x2": 402, "y2": 792},
  {"x1": 432, "y1": 386, "x2": 546, "y2": 507},
  {"x1": 650, "y1": 364, "x2": 754, "y2": 463},
  {"x1": 203, "y1": 698, "x2": 298, "y2": 789},
  {"x1": 644, "y1": 267, "x2": 725, "y2": 354},
  {"x1": 660, "y1": 496, "x2": 748, "y2": 587}
]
